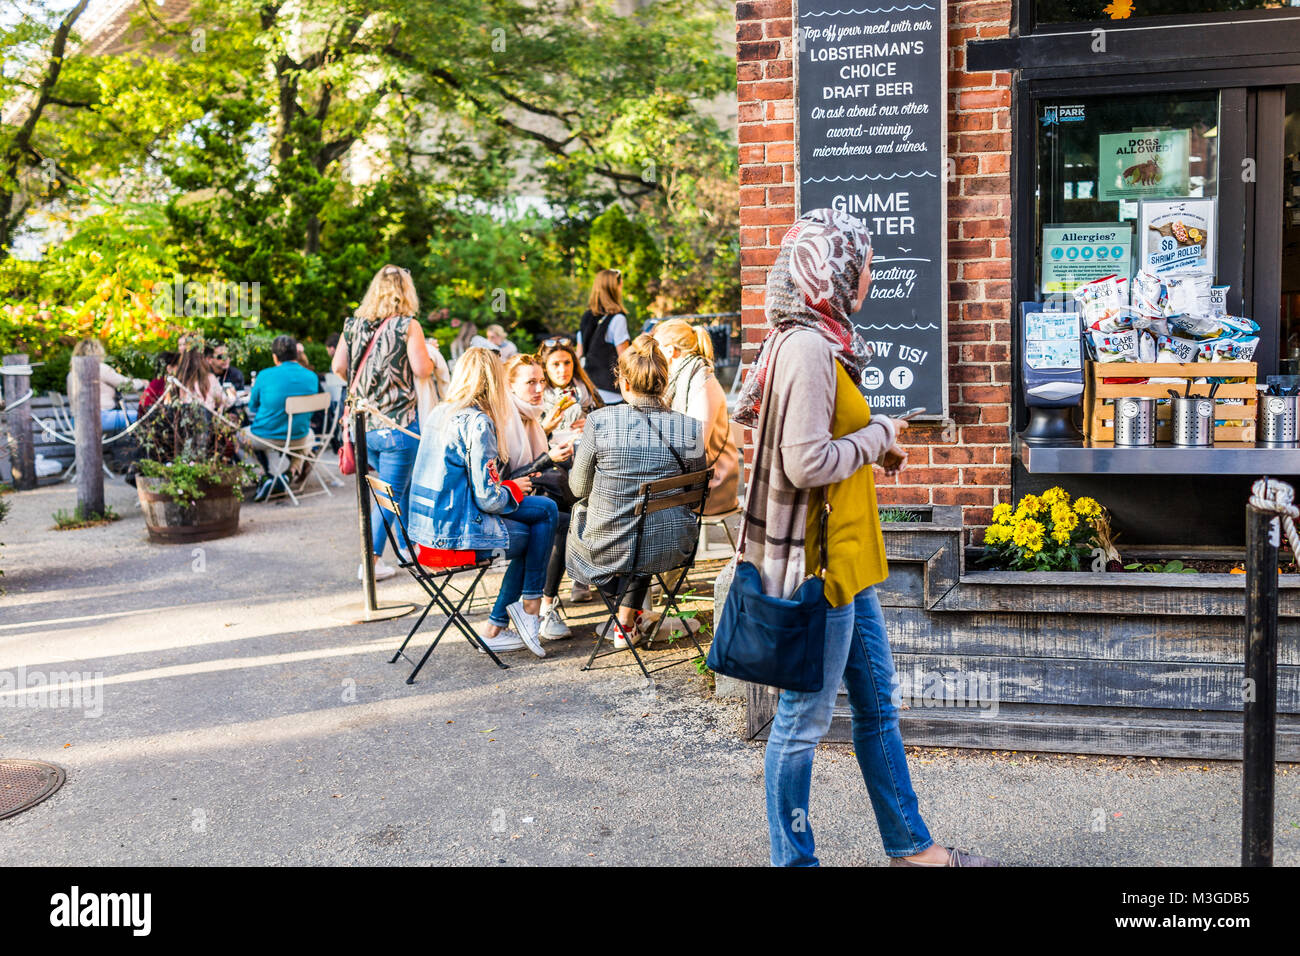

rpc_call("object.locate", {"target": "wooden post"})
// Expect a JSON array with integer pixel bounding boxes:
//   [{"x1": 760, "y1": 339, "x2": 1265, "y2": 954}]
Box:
[
  {"x1": 1243, "y1": 485, "x2": 1278, "y2": 867},
  {"x1": 2, "y1": 354, "x2": 36, "y2": 489},
  {"x1": 73, "y1": 355, "x2": 104, "y2": 516}
]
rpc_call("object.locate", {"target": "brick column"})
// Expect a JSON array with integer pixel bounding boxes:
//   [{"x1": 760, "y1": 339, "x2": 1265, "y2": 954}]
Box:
[{"x1": 736, "y1": 0, "x2": 1015, "y2": 539}]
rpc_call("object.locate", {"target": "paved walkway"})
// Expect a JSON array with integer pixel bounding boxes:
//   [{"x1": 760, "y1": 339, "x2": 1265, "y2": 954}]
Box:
[{"x1": 0, "y1": 475, "x2": 1296, "y2": 865}]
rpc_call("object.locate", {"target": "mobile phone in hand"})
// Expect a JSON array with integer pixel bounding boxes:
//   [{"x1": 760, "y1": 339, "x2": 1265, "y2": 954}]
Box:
[{"x1": 897, "y1": 407, "x2": 928, "y2": 421}]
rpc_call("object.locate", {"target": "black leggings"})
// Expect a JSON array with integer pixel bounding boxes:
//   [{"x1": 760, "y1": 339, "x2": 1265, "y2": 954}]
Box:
[
  {"x1": 598, "y1": 575, "x2": 651, "y2": 610},
  {"x1": 545, "y1": 509, "x2": 571, "y2": 599}
]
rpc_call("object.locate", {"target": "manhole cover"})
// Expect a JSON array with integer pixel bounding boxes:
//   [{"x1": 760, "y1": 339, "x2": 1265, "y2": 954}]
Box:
[{"x1": 0, "y1": 759, "x2": 66, "y2": 820}]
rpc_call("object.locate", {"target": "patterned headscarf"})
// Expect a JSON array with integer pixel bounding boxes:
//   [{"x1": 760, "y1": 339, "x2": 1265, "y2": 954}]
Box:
[{"x1": 733, "y1": 208, "x2": 875, "y2": 426}]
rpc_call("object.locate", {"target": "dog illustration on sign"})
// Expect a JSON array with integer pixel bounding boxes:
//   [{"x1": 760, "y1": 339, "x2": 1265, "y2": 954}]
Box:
[{"x1": 1123, "y1": 157, "x2": 1162, "y2": 186}]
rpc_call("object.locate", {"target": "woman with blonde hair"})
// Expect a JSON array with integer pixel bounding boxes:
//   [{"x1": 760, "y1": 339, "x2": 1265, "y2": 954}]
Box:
[
  {"x1": 332, "y1": 264, "x2": 435, "y2": 581},
  {"x1": 407, "y1": 347, "x2": 558, "y2": 657},
  {"x1": 653, "y1": 318, "x2": 739, "y2": 515},
  {"x1": 577, "y1": 268, "x2": 631, "y2": 405},
  {"x1": 66, "y1": 337, "x2": 148, "y2": 431}
]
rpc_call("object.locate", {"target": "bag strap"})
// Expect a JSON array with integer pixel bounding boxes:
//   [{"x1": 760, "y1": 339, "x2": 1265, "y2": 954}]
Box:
[
  {"x1": 348, "y1": 314, "x2": 400, "y2": 396},
  {"x1": 734, "y1": 331, "x2": 787, "y2": 557},
  {"x1": 630, "y1": 403, "x2": 689, "y2": 474}
]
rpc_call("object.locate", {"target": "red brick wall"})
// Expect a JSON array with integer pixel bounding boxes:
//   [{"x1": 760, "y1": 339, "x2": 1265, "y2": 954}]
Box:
[{"x1": 736, "y1": 0, "x2": 1014, "y2": 539}]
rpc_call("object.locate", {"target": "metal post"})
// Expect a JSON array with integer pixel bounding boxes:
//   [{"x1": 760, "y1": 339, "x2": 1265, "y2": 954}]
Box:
[
  {"x1": 354, "y1": 410, "x2": 377, "y2": 612},
  {"x1": 2, "y1": 354, "x2": 36, "y2": 490},
  {"x1": 1243, "y1": 483, "x2": 1279, "y2": 867},
  {"x1": 73, "y1": 355, "x2": 105, "y2": 516}
]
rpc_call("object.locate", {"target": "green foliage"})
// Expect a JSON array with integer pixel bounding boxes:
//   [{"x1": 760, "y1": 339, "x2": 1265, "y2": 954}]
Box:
[
  {"x1": 879, "y1": 507, "x2": 923, "y2": 523},
  {"x1": 1, "y1": 0, "x2": 739, "y2": 353},
  {"x1": 135, "y1": 399, "x2": 254, "y2": 509},
  {"x1": 138, "y1": 458, "x2": 253, "y2": 510},
  {"x1": 52, "y1": 503, "x2": 121, "y2": 530},
  {"x1": 1125, "y1": 559, "x2": 1199, "y2": 574},
  {"x1": 980, "y1": 488, "x2": 1106, "y2": 573}
]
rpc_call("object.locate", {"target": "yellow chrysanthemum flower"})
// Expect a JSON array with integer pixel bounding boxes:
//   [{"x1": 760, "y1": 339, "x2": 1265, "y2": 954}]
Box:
[
  {"x1": 1051, "y1": 503, "x2": 1078, "y2": 532},
  {"x1": 992, "y1": 503, "x2": 1013, "y2": 524},
  {"x1": 984, "y1": 524, "x2": 1011, "y2": 545},
  {"x1": 1042, "y1": 486, "x2": 1070, "y2": 507},
  {"x1": 1052, "y1": 527, "x2": 1071, "y2": 545},
  {"x1": 1024, "y1": 533, "x2": 1045, "y2": 554},
  {"x1": 1073, "y1": 496, "x2": 1102, "y2": 519},
  {"x1": 1012, "y1": 519, "x2": 1045, "y2": 549},
  {"x1": 1016, "y1": 494, "x2": 1042, "y2": 516}
]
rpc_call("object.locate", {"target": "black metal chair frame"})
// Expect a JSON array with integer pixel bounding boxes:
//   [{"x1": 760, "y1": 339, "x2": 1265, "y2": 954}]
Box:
[
  {"x1": 365, "y1": 474, "x2": 507, "y2": 683},
  {"x1": 582, "y1": 468, "x2": 713, "y2": 679}
]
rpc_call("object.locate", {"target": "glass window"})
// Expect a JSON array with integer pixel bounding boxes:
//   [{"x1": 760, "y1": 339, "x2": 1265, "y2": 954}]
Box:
[
  {"x1": 1034, "y1": 91, "x2": 1219, "y2": 304},
  {"x1": 1035, "y1": 1, "x2": 1296, "y2": 25}
]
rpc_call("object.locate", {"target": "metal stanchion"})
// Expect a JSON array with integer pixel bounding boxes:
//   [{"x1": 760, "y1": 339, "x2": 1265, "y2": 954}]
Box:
[
  {"x1": 329, "y1": 408, "x2": 414, "y2": 624},
  {"x1": 1243, "y1": 478, "x2": 1283, "y2": 867}
]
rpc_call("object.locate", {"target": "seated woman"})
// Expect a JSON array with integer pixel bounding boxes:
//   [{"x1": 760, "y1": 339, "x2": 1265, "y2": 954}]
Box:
[
  {"x1": 565, "y1": 335, "x2": 706, "y2": 650},
  {"x1": 407, "y1": 347, "x2": 558, "y2": 658},
  {"x1": 538, "y1": 337, "x2": 601, "y2": 604},
  {"x1": 138, "y1": 351, "x2": 179, "y2": 416},
  {"x1": 539, "y1": 337, "x2": 601, "y2": 433},
  {"x1": 502, "y1": 354, "x2": 578, "y2": 641},
  {"x1": 66, "y1": 337, "x2": 148, "y2": 431},
  {"x1": 652, "y1": 318, "x2": 740, "y2": 515}
]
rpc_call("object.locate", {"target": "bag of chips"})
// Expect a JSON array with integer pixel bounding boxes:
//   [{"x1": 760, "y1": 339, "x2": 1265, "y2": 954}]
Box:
[
  {"x1": 1199, "y1": 336, "x2": 1259, "y2": 362},
  {"x1": 1165, "y1": 273, "x2": 1213, "y2": 317},
  {"x1": 1131, "y1": 271, "x2": 1166, "y2": 317},
  {"x1": 1156, "y1": 334, "x2": 1198, "y2": 363},
  {"x1": 1074, "y1": 275, "x2": 1126, "y2": 329},
  {"x1": 1209, "y1": 285, "x2": 1230, "y2": 317},
  {"x1": 1090, "y1": 329, "x2": 1138, "y2": 362}
]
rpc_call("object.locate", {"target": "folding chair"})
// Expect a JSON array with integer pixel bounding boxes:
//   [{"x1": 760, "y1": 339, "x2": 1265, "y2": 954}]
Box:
[
  {"x1": 249, "y1": 391, "x2": 331, "y2": 505},
  {"x1": 582, "y1": 468, "x2": 713, "y2": 679},
  {"x1": 365, "y1": 474, "x2": 506, "y2": 683},
  {"x1": 290, "y1": 394, "x2": 345, "y2": 494}
]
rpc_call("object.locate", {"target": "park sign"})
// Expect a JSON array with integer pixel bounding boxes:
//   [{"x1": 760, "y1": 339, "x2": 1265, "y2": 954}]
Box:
[{"x1": 794, "y1": 0, "x2": 948, "y2": 419}]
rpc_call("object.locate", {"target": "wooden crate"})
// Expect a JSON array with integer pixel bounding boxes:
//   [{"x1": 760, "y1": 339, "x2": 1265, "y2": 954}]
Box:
[{"x1": 1083, "y1": 361, "x2": 1258, "y2": 443}]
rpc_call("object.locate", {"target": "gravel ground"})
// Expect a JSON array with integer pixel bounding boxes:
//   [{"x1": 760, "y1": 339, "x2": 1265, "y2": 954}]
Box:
[{"x1": 1, "y1": 476, "x2": 1297, "y2": 866}]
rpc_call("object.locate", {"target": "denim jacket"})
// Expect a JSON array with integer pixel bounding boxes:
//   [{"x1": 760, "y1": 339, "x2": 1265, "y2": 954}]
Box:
[{"x1": 407, "y1": 406, "x2": 518, "y2": 550}]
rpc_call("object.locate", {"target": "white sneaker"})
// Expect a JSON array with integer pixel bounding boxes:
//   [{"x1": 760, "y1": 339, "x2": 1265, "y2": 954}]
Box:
[
  {"x1": 599, "y1": 619, "x2": 642, "y2": 650},
  {"x1": 538, "y1": 607, "x2": 571, "y2": 640},
  {"x1": 475, "y1": 629, "x2": 526, "y2": 653},
  {"x1": 569, "y1": 581, "x2": 594, "y2": 603},
  {"x1": 358, "y1": 560, "x2": 397, "y2": 582},
  {"x1": 506, "y1": 602, "x2": 546, "y2": 658}
]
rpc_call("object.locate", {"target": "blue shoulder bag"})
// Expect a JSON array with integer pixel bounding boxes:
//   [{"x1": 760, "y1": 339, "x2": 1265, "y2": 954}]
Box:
[{"x1": 707, "y1": 335, "x2": 828, "y2": 692}]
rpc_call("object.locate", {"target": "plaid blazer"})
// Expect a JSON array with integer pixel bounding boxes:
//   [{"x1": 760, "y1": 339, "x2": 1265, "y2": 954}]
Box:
[{"x1": 565, "y1": 399, "x2": 706, "y2": 584}]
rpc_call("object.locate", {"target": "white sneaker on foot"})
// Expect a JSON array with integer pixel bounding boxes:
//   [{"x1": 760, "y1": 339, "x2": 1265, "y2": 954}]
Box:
[
  {"x1": 599, "y1": 619, "x2": 642, "y2": 650},
  {"x1": 569, "y1": 581, "x2": 594, "y2": 603},
  {"x1": 476, "y1": 629, "x2": 526, "y2": 653},
  {"x1": 538, "y1": 607, "x2": 571, "y2": 640},
  {"x1": 358, "y1": 560, "x2": 397, "y2": 581},
  {"x1": 506, "y1": 602, "x2": 546, "y2": 658}
]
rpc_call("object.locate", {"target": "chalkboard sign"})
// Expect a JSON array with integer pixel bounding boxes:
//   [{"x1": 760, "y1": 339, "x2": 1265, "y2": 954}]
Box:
[{"x1": 795, "y1": 1, "x2": 948, "y2": 419}]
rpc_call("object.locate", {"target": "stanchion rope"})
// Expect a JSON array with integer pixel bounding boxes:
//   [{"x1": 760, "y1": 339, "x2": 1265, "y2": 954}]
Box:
[{"x1": 1249, "y1": 478, "x2": 1300, "y2": 560}]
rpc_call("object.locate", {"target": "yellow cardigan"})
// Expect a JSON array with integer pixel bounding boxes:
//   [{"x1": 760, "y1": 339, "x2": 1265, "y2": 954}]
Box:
[{"x1": 805, "y1": 363, "x2": 889, "y2": 607}]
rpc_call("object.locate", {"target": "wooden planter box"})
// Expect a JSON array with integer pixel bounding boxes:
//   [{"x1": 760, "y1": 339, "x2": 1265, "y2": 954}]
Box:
[
  {"x1": 137, "y1": 476, "x2": 242, "y2": 544},
  {"x1": 743, "y1": 504, "x2": 1300, "y2": 760}
]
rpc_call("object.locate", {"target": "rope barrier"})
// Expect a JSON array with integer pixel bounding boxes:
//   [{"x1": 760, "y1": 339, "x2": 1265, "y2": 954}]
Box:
[
  {"x1": 1248, "y1": 478, "x2": 1300, "y2": 561},
  {"x1": 0, "y1": 388, "x2": 34, "y2": 412},
  {"x1": 352, "y1": 396, "x2": 420, "y2": 440},
  {"x1": 30, "y1": 383, "x2": 174, "y2": 446}
]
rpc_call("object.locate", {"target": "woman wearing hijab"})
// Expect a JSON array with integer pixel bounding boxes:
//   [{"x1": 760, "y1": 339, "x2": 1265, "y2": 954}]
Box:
[{"x1": 738, "y1": 208, "x2": 1000, "y2": 868}]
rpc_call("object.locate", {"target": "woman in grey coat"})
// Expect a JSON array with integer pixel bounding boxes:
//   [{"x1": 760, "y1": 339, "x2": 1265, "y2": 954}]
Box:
[{"x1": 566, "y1": 335, "x2": 706, "y2": 649}]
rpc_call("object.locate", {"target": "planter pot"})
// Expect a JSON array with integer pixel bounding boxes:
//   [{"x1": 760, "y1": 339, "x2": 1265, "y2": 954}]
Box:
[{"x1": 136, "y1": 475, "x2": 241, "y2": 544}]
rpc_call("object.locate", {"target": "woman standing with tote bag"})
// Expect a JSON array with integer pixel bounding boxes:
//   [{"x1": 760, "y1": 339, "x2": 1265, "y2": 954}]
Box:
[{"x1": 734, "y1": 208, "x2": 1000, "y2": 868}]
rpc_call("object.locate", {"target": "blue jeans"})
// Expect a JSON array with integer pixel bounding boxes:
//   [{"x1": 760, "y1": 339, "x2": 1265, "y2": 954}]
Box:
[
  {"x1": 765, "y1": 585, "x2": 933, "y2": 866},
  {"x1": 101, "y1": 408, "x2": 136, "y2": 431},
  {"x1": 366, "y1": 422, "x2": 420, "y2": 558},
  {"x1": 477, "y1": 495, "x2": 558, "y2": 627}
]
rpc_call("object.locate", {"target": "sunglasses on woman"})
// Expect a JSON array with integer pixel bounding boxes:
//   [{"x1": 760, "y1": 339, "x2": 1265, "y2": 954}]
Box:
[{"x1": 542, "y1": 337, "x2": 574, "y2": 349}]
